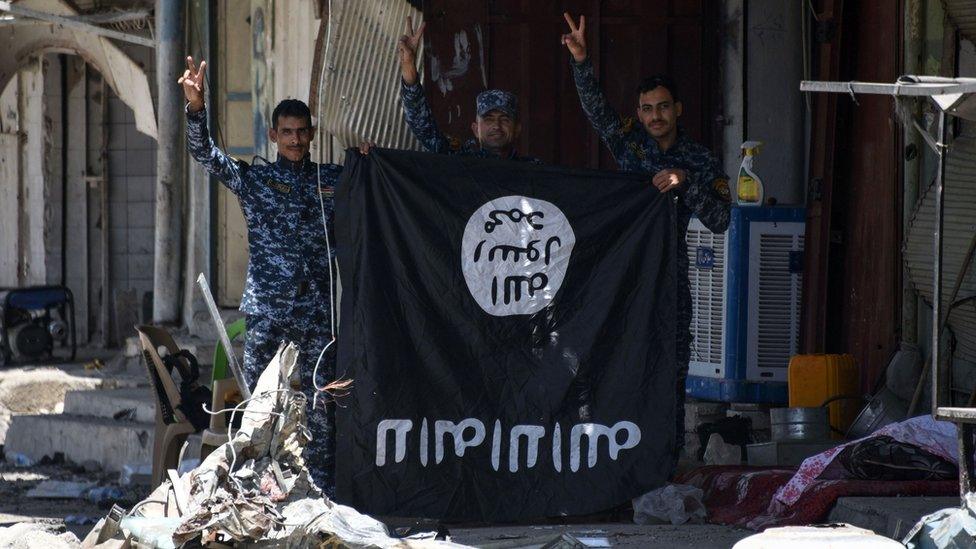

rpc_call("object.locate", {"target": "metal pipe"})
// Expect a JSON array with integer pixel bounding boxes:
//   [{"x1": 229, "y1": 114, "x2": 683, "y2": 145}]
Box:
[
  {"x1": 0, "y1": 1, "x2": 155, "y2": 48},
  {"x1": 60, "y1": 54, "x2": 68, "y2": 288},
  {"x1": 99, "y1": 75, "x2": 110, "y2": 346},
  {"x1": 152, "y1": 0, "x2": 184, "y2": 324},
  {"x1": 932, "y1": 109, "x2": 948, "y2": 415}
]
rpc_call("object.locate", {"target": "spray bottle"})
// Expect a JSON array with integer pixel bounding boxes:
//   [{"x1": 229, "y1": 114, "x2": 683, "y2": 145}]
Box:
[{"x1": 736, "y1": 141, "x2": 764, "y2": 206}]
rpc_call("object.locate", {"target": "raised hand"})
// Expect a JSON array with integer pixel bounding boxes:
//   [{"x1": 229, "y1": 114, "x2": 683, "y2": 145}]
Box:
[
  {"x1": 561, "y1": 13, "x2": 587, "y2": 63},
  {"x1": 178, "y1": 56, "x2": 207, "y2": 112},
  {"x1": 398, "y1": 15, "x2": 426, "y2": 86}
]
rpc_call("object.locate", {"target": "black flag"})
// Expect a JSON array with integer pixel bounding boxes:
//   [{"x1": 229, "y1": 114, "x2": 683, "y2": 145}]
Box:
[{"x1": 335, "y1": 149, "x2": 677, "y2": 521}]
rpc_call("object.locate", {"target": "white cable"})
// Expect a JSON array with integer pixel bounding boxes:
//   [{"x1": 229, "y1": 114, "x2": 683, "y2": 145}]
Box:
[{"x1": 312, "y1": 0, "x2": 338, "y2": 410}]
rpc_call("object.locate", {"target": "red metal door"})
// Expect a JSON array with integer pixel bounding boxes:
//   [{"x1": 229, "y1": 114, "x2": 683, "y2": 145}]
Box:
[{"x1": 423, "y1": 0, "x2": 718, "y2": 169}]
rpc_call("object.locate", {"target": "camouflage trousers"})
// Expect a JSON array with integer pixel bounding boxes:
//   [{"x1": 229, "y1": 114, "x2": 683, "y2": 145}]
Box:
[{"x1": 244, "y1": 311, "x2": 336, "y2": 497}]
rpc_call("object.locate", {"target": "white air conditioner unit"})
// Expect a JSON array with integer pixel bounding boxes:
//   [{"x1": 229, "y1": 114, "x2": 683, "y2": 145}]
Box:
[{"x1": 685, "y1": 207, "x2": 805, "y2": 403}]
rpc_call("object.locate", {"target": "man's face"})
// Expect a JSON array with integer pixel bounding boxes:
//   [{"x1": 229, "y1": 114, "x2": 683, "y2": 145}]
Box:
[
  {"x1": 269, "y1": 115, "x2": 314, "y2": 162},
  {"x1": 471, "y1": 110, "x2": 520, "y2": 153},
  {"x1": 637, "y1": 86, "x2": 682, "y2": 141}
]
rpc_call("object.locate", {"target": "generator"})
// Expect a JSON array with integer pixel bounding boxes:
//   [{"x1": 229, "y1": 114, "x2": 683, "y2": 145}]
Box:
[{"x1": 0, "y1": 286, "x2": 77, "y2": 366}]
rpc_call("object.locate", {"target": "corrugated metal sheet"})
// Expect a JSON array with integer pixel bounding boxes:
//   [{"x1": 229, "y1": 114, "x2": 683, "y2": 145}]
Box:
[
  {"x1": 905, "y1": 130, "x2": 976, "y2": 363},
  {"x1": 945, "y1": 0, "x2": 976, "y2": 43},
  {"x1": 317, "y1": 0, "x2": 422, "y2": 151}
]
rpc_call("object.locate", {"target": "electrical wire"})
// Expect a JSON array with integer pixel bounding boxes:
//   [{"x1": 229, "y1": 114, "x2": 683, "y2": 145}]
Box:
[{"x1": 311, "y1": 0, "x2": 340, "y2": 411}]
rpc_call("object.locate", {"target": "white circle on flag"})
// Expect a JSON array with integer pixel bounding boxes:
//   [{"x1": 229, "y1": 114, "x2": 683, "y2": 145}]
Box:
[{"x1": 461, "y1": 196, "x2": 575, "y2": 316}]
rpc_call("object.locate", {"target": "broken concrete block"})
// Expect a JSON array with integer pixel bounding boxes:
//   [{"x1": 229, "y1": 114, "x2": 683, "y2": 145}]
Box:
[
  {"x1": 727, "y1": 409, "x2": 771, "y2": 430},
  {"x1": 703, "y1": 433, "x2": 741, "y2": 465}
]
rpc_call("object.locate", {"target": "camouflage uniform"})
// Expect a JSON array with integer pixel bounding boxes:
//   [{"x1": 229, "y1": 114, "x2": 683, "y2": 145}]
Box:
[
  {"x1": 185, "y1": 106, "x2": 338, "y2": 496},
  {"x1": 400, "y1": 81, "x2": 540, "y2": 163},
  {"x1": 570, "y1": 58, "x2": 732, "y2": 461}
]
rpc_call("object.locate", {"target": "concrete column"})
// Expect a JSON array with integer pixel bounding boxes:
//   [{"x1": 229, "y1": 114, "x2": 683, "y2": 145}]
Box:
[
  {"x1": 153, "y1": 0, "x2": 185, "y2": 323},
  {"x1": 182, "y1": 0, "x2": 215, "y2": 335}
]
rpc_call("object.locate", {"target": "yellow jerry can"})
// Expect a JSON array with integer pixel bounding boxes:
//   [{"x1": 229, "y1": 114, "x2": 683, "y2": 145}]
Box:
[{"x1": 788, "y1": 354, "x2": 859, "y2": 438}]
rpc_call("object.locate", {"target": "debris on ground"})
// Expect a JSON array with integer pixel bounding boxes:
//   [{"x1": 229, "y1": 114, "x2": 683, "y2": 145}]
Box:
[
  {"x1": 25, "y1": 480, "x2": 96, "y2": 499},
  {"x1": 703, "y1": 434, "x2": 741, "y2": 465},
  {"x1": 88, "y1": 343, "x2": 469, "y2": 548},
  {"x1": 0, "y1": 521, "x2": 81, "y2": 549},
  {"x1": 633, "y1": 483, "x2": 707, "y2": 525},
  {"x1": 903, "y1": 493, "x2": 976, "y2": 549}
]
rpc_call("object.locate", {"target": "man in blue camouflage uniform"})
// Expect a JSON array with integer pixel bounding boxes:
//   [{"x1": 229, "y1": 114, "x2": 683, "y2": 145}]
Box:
[
  {"x1": 179, "y1": 57, "x2": 339, "y2": 495},
  {"x1": 562, "y1": 15, "x2": 732, "y2": 468},
  {"x1": 395, "y1": 17, "x2": 539, "y2": 163}
]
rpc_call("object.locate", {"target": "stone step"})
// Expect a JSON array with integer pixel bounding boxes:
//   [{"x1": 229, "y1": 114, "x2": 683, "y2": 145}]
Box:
[
  {"x1": 5, "y1": 414, "x2": 153, "y2": 473},
  {"x1": 63, "y1": 388, "x2": 156, "y2": 423},
  {"x1": 828, "y1": 496, "x2": 958, "y2": 540}
]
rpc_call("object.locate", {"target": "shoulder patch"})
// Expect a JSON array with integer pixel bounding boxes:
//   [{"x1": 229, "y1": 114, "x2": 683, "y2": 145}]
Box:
[
  {"x1": 447, "y1": 135, "x2": 462, "y2": 152},
  {"x1": 713, "y1": 178, "x2": 731, "y2": 202}
]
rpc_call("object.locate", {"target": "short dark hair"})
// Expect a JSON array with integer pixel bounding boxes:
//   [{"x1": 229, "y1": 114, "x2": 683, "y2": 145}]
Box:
[
  {"x1": 271, "y1": 99, "x2": 312, "y2": 129},
  {"x1": 636, "y1": 75, "x2": 679, "y2": 103}
]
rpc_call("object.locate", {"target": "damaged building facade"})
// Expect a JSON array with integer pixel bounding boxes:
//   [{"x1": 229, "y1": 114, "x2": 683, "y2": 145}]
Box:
[{"x1": 0, "y1": 0, "x2": 974, "y2": 407}]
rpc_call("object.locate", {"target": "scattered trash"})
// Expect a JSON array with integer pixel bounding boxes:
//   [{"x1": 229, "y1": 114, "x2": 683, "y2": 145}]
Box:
[
  {"x1": 112, "y1": 408, "x2": 137, "y2": 421},
  {"x1": 64, "y1": 514, "x2": 99, "y2": 525},
  {"x1": 84, "y1": 358, "x2": 104, "y2": 371},
  {"x1": 633, "y1": 483, "x2": 707, "y2": 525},
  {"x1": 697, "y1": 415, "x2": 751, "y2": 461},
  {"x1": 37, "y1": 452, "x2": 66, "y2": 466},
  {"x1": 25, "y1": 480, "x2": 95, "y2": 499},
  {"x1": 177, "y1": 457, "x2": 200, "y2": 475},
  {"x1": 703, "y1": 433, "x2": 742, "y2": 465},
  {"x1": 119, "y1": 517, "x2": 183, "y2": 549},
  {"x1": 79, "y1": 459, "x2": 102, "y2": 474},
  {"x1": 96, "y1": 344, "x2": 468, "y2": 548},
  {"x1": 6, "y1": 452, "x2": 34, "y2": 467},
  {"x1": 86, "y1": 486, "x2": 126, "y2": 504},
  {"x1": 903, "y1": 493, "x2": 976, "y2": 549},
  {"x1": 119, "y1": 463, "x2": 152, "y2": 486}
]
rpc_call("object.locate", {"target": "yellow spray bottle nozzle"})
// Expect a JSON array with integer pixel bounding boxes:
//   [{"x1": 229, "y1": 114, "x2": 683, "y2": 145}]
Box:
[{"x1": 741, "y1": 140, "x2": 763, "y2": 156}]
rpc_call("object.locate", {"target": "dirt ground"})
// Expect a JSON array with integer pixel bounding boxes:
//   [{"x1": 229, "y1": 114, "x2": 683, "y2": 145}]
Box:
[{"x1": 0, "y1": 461, "x2": 148, "y2": 541}]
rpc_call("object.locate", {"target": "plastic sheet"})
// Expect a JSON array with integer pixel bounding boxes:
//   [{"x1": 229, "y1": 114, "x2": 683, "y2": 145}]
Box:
[{"x1": 633, "y1": 483, "x2": 707, "y2": 525}]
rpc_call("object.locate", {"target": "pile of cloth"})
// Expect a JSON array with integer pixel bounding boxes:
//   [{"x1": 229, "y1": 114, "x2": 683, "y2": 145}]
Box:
[
  {"x1": 679, "y1": 415, "x2": 959, "y2": 529},
  {"x1": 83, "y1": 344, "x2": 467, "y2": 548}
]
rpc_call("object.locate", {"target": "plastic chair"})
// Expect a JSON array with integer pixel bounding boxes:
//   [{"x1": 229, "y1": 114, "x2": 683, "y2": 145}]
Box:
[
  {"x1": 200, "y1": 318, "x2": 246, "y2": 457},
  {"x1": 135, "y1": 325, "x2": 198, "y2": 488}
]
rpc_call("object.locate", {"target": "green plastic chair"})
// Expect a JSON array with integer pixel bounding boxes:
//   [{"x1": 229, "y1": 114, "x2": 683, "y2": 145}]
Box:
[
  {"x1": 211, "y1": 317, "x2": 246, "y2": 383},
  {"x1": 201, "y1": 318, "x2": 246, "y2": 456}
]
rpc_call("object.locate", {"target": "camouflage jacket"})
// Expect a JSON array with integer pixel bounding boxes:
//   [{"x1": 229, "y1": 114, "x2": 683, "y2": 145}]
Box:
[
  {"x1": 570, "y1": 58, "x2": 731, "y2": 235},
  {"x1": 400, "y1": 80, "x2": 540, "y2": 163},
  {"x1": 186, "y1": 106, "x2": 340, "y2": 322},
  {"x1": 572, "y1": 58, "x2": 731, "y2": 343}
]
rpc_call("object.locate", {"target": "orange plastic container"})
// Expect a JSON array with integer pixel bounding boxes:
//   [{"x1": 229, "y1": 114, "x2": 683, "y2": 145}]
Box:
[{"x1": 788, "y1": 354, "x2": 859, "y2": 438}]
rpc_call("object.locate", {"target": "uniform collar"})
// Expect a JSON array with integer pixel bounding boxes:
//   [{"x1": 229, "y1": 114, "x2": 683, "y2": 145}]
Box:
[
  {"x1": 647, "y1": 126, "x2": 691, "y2": 154},
  {"x1": 463, "y1": 138, "x2": 523, "y2": 160},
  {"x1": 276, "y1": 153, "x2": 312, "y2": 172}
]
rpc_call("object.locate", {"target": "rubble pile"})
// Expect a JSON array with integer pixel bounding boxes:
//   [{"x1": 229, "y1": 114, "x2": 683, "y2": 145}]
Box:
[{"x1": 82, "y1": 344, "x2": 467, "y2": 548}]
